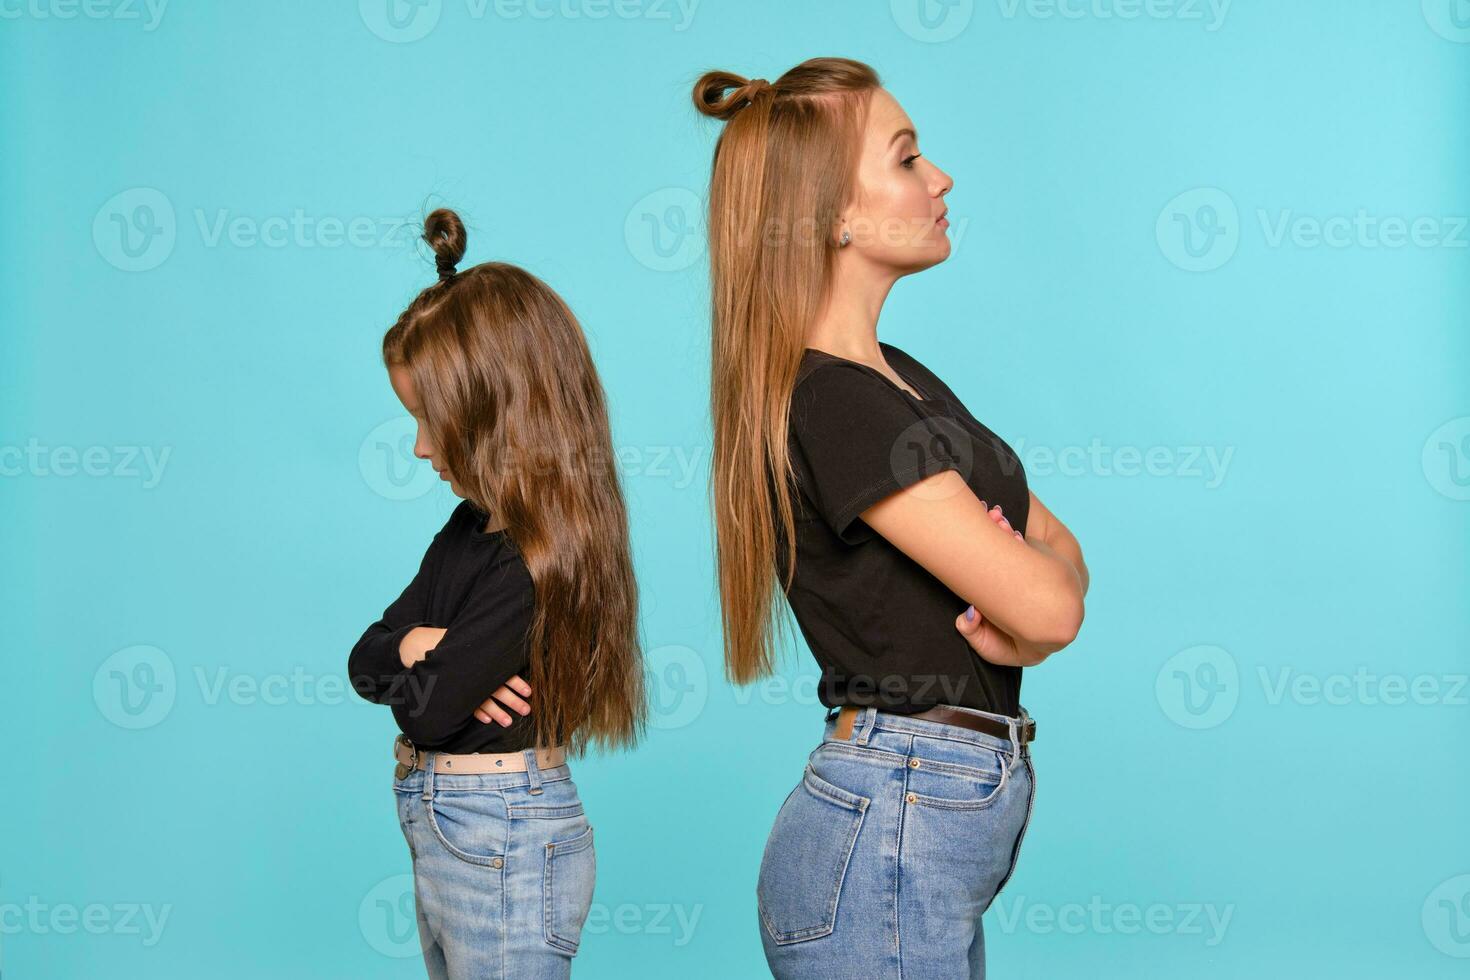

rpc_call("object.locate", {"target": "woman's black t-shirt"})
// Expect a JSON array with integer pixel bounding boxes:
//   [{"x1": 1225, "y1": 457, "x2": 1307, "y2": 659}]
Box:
[
  {"x1": 778, "y1": 342, "x2": 1031, "y2": 717},
  {"x1": 347, "y1": 499, "x2": 539, "y2": 753}
]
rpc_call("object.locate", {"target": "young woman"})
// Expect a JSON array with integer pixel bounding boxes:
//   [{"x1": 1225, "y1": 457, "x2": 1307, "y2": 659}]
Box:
[
  {"x1": 693, "y1": 58, "x2": 1090, "y2": 977},
  {"x1": 347, "y1": 208, "x2": 646, "y2": 979}
]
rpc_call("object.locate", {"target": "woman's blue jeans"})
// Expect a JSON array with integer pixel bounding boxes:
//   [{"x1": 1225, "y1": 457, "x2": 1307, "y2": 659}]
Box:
[
  {"x1": 757, "y1": 704, "x2": 1037, "y2": 979},
  {"x1": 393, "y1": 749, "x2": 595, "y2": 980}
]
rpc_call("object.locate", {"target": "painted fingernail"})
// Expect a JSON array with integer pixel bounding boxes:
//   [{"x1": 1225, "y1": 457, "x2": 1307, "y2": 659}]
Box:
[{"x1": 964, "y1": 606, "x2": 976, "y2": 622}]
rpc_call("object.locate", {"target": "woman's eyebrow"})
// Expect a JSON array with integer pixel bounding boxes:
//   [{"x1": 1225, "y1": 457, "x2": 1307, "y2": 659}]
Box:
[{"x1": 890, "y1": 127, "x2": 917, "y2": 146}]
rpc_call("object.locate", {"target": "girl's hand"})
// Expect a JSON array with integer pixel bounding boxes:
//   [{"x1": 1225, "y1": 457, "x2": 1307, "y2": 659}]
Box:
[
  {"x1": 399, "y1": 626, "x2": 447, "y2": 669},
  {"x1": 474, "y1": 674, "x2": 533, "y2": 726}
]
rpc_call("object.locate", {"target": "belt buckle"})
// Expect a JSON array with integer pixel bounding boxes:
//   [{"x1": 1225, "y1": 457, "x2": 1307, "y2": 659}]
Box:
[{"x1": 394, "y1": 736, "x2": 418, "y2": 779}]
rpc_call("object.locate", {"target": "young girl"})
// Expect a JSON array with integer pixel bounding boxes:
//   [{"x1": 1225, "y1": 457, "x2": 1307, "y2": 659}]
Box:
[
  {"x1": 693, "y1": 59, "x2": 1090, "y2": 978},
  {"x1": 347, "y1": 208, "x2": 646, "y2": 979}
]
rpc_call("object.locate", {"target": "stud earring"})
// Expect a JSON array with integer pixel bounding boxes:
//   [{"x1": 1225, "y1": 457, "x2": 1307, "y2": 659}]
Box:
[{"x1": 838, "y1": 229, "x2": 851, "y2": 247}]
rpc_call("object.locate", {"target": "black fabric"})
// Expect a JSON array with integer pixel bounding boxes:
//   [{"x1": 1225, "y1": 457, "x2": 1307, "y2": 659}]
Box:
[
  {"x1": 348, "y1": 499, "x2": 537, "y2": 752},
  {"x1": 780, "y1": 342, "x2": 1031, "y2": 715}
]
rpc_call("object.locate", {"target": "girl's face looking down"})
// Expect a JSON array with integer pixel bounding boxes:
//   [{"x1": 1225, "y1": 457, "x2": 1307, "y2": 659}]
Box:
[{"x1": 388, "y1": 362, "x2": 461, "y2": 498}]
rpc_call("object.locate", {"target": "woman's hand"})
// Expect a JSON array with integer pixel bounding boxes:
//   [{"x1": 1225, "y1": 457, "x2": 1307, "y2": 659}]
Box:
[
  {"x1": 954, "y1": 603, "x2": 1022, "y2": 665},
  {"x1": 399, "y1": 626, "x2": 447, "y2": 669},
  {"x1": 953, "y1": 502, "x2": 1046, "y2": 667},
  {"x1": 474, "y1": 675, "x2": 533, "y2": 727},
  {"x1": 981, "y1": 499, "x2": 1024, "y2": 542}
]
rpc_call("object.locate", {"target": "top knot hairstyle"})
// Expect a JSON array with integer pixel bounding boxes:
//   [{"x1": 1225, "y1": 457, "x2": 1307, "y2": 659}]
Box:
[
  {"x1": 692, "y1": 71, "x2": 776, "y2": 120},
  {"x1": 690, "y1": 57, "x2": 885, "y2": 687},
  {"x1": 423, "y1": 208, "x2": 466, "y2": 282},
  {"x1": 381, "y1": 207, "x2": 648, "y2": 755}
]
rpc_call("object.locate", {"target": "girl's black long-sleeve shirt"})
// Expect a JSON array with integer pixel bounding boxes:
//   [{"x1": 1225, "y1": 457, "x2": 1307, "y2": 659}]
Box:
[{"x1": 347, "y1": 499, "x2": 538, "y2": 753}]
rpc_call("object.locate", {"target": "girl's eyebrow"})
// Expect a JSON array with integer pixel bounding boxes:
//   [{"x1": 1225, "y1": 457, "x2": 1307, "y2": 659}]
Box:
[{"x1": 890, "y1": 127, "x2": 917, "y2": 146}]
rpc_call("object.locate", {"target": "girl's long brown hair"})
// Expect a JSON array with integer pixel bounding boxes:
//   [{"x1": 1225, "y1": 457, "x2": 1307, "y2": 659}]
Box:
[
  {"x1": 692, "y1": 57, "x2": 881, "y2": 685},
  {"x1": 383, "y1": 208, "x2": 646, "y2": 755}
]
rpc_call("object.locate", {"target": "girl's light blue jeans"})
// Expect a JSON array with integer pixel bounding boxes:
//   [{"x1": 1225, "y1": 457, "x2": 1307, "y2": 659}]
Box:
[
  {"x1": 393, "y1": 748, "x2": 595, "y2": 980},
  {"x1": 757, "y1": 704, "x2": 1037, "y2": 979}
]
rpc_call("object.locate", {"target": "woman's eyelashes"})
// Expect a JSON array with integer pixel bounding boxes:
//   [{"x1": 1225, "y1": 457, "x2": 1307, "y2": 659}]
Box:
[{"x1": 901, "y1": 151, "x2": 922, "y2": 169}]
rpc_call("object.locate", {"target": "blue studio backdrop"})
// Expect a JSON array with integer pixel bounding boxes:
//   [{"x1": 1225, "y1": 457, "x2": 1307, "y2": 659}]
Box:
[{"x1": 2, "y1": 1, "x2": 1468, "y2": 977}]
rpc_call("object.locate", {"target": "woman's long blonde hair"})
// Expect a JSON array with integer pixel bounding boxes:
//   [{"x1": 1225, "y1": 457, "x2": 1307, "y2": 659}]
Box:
[
  {"x1": 692, "y1": 57, "x2": 882, "y2": 685},
  {"x1": 383, "y1": 208, "x2": 646, "y2": 755}
]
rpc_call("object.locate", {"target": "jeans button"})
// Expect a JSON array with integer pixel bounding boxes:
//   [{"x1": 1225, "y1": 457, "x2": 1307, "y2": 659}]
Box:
[
  {"x1": 907, "y1": 758, "x2": 920, "y2": 768},
  {"x1": 905, "y1": 792, "x2": 917, "y2": 804},
  {"x1": 491, "y1": 857, "x2": 504, "y2": 869}
]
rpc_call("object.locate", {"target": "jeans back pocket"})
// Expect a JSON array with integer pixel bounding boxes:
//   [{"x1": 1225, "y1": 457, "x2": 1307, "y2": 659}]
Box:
[
  {"x1": 756, "y1": 764, "x2": 869, "y2": 945},
  {"x1": 543, "y1": 824, "x2": 596, "y2": 955}
]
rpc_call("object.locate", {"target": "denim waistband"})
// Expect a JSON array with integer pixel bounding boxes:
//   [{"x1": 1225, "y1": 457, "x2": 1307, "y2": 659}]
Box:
[
  {"x1": 822, "y1": 703, "x2": 1034, "y2": 764},
  {"x1": 392, "y1": 744, "x2": 573, "y2": 800}
]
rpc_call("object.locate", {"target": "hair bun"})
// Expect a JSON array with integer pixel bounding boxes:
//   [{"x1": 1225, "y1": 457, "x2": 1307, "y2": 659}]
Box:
[
  {"x1": 692, "y1": 70, "x2": 773, "y2": 121},
  {"x1": 423, "y1": 208, "x2": 467, "y2": 282}
]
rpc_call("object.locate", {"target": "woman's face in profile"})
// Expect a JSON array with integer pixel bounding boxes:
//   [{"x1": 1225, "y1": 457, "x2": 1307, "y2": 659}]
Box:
[{"x1": 844, "y1": 87, "x2": 955, "y2": 273}]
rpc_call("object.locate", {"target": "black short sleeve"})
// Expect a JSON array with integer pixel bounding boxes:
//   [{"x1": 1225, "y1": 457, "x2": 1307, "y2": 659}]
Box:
[{"x1": 790, "y1": 363, "x2": 964, "y2": 545}]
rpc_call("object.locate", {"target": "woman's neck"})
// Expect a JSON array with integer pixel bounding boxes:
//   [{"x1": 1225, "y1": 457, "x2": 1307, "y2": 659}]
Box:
[{"x1": 805, "y1": 263, "x2": 897, "y2": 361}]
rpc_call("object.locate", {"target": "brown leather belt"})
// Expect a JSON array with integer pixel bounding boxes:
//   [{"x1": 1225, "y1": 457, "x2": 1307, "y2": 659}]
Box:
[
  {"x1": 393, "y1": 734, "x2": 568, "y2": 779},
  {"x1": 833, "y1": 704, "x2": 1035, "y2": 745}
]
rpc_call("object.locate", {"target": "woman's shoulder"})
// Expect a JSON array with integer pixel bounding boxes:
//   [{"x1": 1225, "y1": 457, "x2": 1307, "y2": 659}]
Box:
[
  {"x1": 879, "y1": 341, "x2": 953, "y2": 397},
  {"x1": 796, "y1": 346, "x2": 883, "y2": 390},
  {"x1": 794, "y1": 345, "x2": 926, "y2": 400}
]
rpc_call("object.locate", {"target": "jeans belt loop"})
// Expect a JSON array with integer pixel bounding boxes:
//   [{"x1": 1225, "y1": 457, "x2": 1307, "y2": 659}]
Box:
[
  {"x1": 854, "y1": 706, "x2": 877, "y2": 746},
  {"x1": 523, "y1": 748, "x2": 544, "y2": 795},
  {"x1": 420, "y1": 749, "x2": 436, "y2": 802}
]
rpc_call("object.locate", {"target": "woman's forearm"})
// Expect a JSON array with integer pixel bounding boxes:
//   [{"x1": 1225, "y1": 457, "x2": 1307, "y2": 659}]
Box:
[{"x1": 1038, "y1": 522, "x2": 1089, "y2": 598}]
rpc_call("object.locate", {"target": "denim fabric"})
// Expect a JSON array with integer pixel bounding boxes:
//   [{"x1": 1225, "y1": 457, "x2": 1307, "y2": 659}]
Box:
[
  {"x1": 756, "y1": 704, "x2": 1037, "y2": 979},
  {"x1": 393, "y1": 748, "x2": 596, "y2": 979}
]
